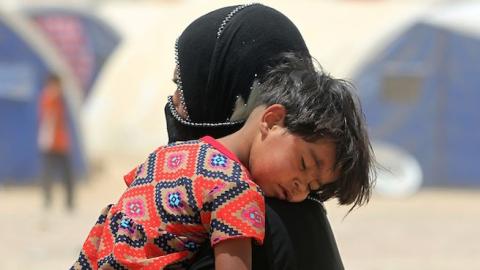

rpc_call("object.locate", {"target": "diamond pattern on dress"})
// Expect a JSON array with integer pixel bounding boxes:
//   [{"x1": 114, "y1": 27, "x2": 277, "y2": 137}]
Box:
[
  {"x1": 129, "y1": 151, "x2": 157, "y2": 187},
  {"x1": 195, "y1": 144, "x2": 242, "y2": 182},
  {"x1": 71, "y1": 138, "x2": 264, "y2": 269},
  {"x1": 155, "y1": 144, "x2": 199, "y2": 181},
  {"x1": 155, "y1": 177, "x2": 200, "y2": 225},
  {"x1": 109, "y1": 212, "x2": 147, "y2": 248}
]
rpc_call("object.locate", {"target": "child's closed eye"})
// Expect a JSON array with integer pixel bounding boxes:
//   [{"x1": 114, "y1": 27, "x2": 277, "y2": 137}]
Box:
[{"x1": 300, "y1": 157, "x2": 306, "y2": 171}]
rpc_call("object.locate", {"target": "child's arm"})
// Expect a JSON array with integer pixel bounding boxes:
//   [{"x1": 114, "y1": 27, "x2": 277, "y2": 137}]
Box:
[{"x1": 214, "y1": 238, "x2": 252, "y2": 270}]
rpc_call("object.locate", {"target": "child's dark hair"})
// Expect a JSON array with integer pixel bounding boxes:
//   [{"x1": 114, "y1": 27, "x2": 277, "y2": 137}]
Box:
[{"x1": 255, "y1": 52, "x2": 375, "y2": 210}]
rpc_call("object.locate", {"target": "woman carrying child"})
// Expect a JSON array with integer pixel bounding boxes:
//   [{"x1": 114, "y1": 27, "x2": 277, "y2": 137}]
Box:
[
  {"x1": 72, "y1": 4, "x2": 374, "y2": 270},
  {"x1": 167, "y1": 4, "x2": 363, "y2": 270}
]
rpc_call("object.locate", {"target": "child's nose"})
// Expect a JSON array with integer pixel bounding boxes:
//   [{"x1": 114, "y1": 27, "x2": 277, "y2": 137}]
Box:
[
  {"x1": 292, "y1": 178, "x2": 309, "y2": 198},
  {"x1": 293, "y1": 178, "x2": 303, "y2": 191}
]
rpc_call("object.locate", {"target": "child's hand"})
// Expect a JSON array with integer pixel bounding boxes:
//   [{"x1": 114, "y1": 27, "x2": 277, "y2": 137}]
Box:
[{"x1": 214, "y1": 238, "x2": 252, "y2": 270}]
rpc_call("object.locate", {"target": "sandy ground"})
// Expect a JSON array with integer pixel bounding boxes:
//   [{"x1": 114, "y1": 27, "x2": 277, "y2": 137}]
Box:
[{"x1": 1, "y1": 160, "x2": 479, "y2": 270}]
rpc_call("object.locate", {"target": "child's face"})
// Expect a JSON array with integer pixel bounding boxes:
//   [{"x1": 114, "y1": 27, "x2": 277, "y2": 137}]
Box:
[{"x1": 249, "y1": 126, "x2": 339, "y2": 202}]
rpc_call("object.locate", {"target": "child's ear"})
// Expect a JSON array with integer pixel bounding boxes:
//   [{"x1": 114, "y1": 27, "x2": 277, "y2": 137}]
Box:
[{"x1": 260, "y1": 104, "x2": 286, "y2": 135}]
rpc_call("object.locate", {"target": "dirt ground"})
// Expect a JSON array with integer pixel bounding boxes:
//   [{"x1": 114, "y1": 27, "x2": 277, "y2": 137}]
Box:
[{"x1": 1, "y1": 160, "x2": 479, "y2": 270}]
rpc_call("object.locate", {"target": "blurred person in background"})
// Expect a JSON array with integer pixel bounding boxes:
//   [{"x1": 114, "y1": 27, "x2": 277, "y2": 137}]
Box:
[
  {"x1": 38, "y1": 73, "x2": 74, "y2": 211},
  {"x1": 166, "y1": 4, "x2": 345, "y2": 269}
]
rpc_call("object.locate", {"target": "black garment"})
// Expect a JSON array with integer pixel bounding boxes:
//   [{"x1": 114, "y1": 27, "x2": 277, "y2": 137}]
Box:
[
  {"x1": 188, "y1": 199, "x2": 344, "y2": 270},
  {"x1": 41, "y1": 152, "x2": 74, "y2": 210},
  {"x1": 251, "y1": 203, "x2": 297, "y2": 270},
  {"x1": 164, "y1": 103, "x2": 243, "y2": 143},
  {"x1": 176, "y1": 4, "x2": 309, "y2": 125},
  {"x1": 187, "y1": 204, "x2": 296, "y2": 270},
  {"x1": 265, "y1": 199, "x2": 344, "y2": 270}
]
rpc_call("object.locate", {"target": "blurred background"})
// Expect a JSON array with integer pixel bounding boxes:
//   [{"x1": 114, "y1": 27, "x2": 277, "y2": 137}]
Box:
[{"x1": 1, "y1": 0, "x2": 479, "y2": 269}]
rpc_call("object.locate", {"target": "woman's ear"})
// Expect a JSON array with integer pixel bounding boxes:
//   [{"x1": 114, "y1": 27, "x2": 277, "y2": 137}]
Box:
[{"x1": 260, "y1": 104, "x2": 286, "y2": 135}]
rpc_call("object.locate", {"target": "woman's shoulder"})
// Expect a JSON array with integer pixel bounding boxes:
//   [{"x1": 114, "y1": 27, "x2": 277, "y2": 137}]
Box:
[{"x1": 263, "y1": 198, "x2": 344, "y2": 270}]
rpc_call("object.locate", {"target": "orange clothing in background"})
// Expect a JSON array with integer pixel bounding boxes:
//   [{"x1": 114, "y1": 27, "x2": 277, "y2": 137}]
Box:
[{"x1": 38, "y1": 85, "x2": 70, "y2": 154}]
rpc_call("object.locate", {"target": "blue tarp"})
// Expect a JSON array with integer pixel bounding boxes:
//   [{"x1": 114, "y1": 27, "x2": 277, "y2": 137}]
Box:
[
  {"x1": 0, "y1": 18, "x2": 57, "y2": 182},
  {"x1": 0, "y1": 11, "x2": 119, "y2": 183},
  {"x1": 354, "y1": 21, "x2": 480, "y2": 186}
]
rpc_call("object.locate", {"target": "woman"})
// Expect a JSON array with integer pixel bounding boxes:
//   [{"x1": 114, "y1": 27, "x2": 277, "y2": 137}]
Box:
[{"x1": 165, "y1": 4, "x2": 344, "y2": 269}]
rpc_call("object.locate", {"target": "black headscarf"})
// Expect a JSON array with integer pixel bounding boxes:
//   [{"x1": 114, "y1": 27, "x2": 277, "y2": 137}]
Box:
[{"x1": 166, "y1": 4, "x2": 309, "y2": 142}]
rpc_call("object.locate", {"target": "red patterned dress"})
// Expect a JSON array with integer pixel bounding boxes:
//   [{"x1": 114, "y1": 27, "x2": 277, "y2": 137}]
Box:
[{"x1": 71, "y1": 137, "x2": 265, "y2": 269}]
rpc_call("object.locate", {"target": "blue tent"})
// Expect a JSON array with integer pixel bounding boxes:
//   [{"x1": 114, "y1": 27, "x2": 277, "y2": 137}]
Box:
[
  {"x1": 0, "y1": 14, "x2": 81, "y2": 182},
  {"x1": 354, "y1": 3, "x2": 480, "y2": 186},
  {"x1": 0, "y1": 16, "x2": 52, "y2": 182},
  {"x1": 0, "y1": 10, "x2": 119, "y2": 183}
]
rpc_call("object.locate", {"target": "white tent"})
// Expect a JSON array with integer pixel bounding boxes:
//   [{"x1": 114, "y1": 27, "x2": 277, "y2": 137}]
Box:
[{"x1": 84, "y1": 0, "x2": 436, "y2": 161}]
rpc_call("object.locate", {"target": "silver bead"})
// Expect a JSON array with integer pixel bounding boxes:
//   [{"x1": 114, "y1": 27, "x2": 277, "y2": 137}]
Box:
[
  {"x1": 307, "y1": 195, "x2": 323, "y2": 205},
  {"x1": 174, "y1": 39, "x2": 191, "y2": 121},
  {"x1": 217, "y1": 3, "x2": 259, "y2": 38},
  {"x1": 167, "y1": 96, "x2": 244, "y2": 127}
]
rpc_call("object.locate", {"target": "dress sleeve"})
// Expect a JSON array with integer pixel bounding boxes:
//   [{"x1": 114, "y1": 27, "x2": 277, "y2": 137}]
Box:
[
  {"x1": 123, "y1": 147, "x2": 163, "y2": 187},
  {"x1": 124, "y1": 167, "x2": 138, "y2": 187},
  {"x1": 200, "y1": 179, "x2": 265, "y2": 247}
]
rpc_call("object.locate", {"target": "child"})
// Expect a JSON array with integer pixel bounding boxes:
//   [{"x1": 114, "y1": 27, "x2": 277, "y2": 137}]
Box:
[{"x1": 71, "y1": 53, "x2": 373, "y2": 270}]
